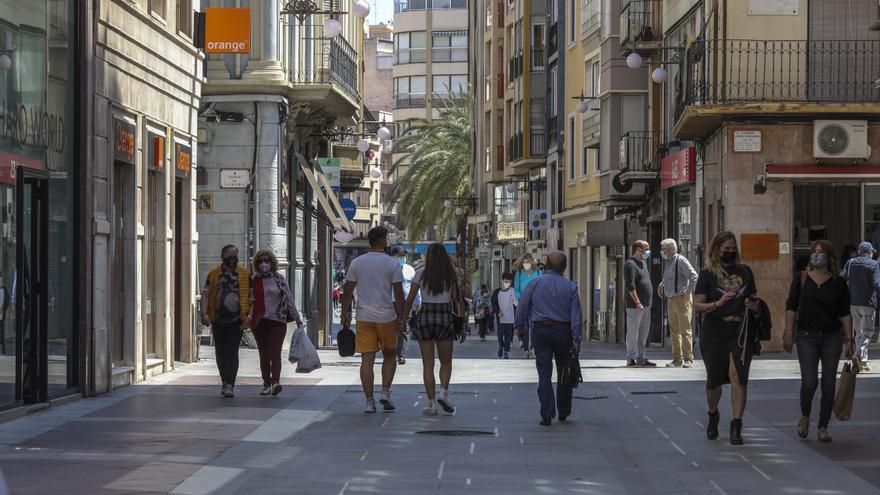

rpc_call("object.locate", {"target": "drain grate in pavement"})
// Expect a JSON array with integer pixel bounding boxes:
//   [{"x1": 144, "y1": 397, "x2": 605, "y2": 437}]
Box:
[
  {"x1": 630, "y1": 391, "x2": 677, "y2": 395},
  {"x1": 416, "y1": 430, "x2": 495, "y2": 437},
  {"x1": 573, "y1": 395, "x2": 608, "y2": 401},
  {"x1": 322, "y1": 362, "x2": 361, "y2": 367}
]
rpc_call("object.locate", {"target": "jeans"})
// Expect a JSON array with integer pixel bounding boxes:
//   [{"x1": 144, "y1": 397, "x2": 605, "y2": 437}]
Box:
[
  {"x1": 797, "y1": 331, "x2": 843, "y2": 428},
  {"x1": 851, "y1": 305, "x2": 875, "y2": 363},
  {"x1": 532, "y1": 323, "x2": 574, "y2": 420},
  {"x1": 478, "y1": 316, "x2": 491, "y2": 339},
  {"x1": 497, "y1": 323, "x2": 514, "y2": 353},
  {"x1": 625, "y1": 307, "x2": 651, "y2": 360},
  {"x1": 252, "y1": 319, "x2": 288, "y2": 385},
  {"x1": 213, "y1": 320, "x2": 244, "y2": 386},
  {"x1": 520, "y1": 322, "x2": 531, "y2": 351},
  {"x1": 667, "y1": 294, "x2": 694, "y2": 363}
]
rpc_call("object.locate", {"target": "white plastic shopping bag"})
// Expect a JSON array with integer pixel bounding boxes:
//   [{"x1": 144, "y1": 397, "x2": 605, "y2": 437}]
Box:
[
  {"x1": 288, "y1": 324, "x2": 306, "y2": 363},
  {"x1": 296, "y1": 324, "x2": 322, "y2": 373}
]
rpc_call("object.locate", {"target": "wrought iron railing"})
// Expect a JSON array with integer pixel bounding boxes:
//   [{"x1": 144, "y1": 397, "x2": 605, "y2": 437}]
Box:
[
  {"x1": 508, "y1": 132, "x2": 524, "y2": 161},
  {"x1": 393, "y1": 93, "x2": 427, "y2": 108},
  {"x1": 620, "y1": 0, "x2": 661, "y2": 50},
  {"x1": 676, "y1": 39, "x2": 880, "y2": 122},
  {"x1": 619, "y1": 131, "x2": 662, "y2": 171},
  {"x1": 289, "y1": 36, "x2": 360, "y2": 102},
  {"x1": 530, "y1": 131, "x2": 546, "y2": 156},
  {"x1": 508, "y1": 50, "x2": 524, "y2": 83}
]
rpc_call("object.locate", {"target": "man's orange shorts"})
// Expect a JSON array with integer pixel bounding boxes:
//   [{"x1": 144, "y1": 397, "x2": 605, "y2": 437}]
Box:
[{"x1": 355, "y1": 320, "x2": 398, "y2": 353}]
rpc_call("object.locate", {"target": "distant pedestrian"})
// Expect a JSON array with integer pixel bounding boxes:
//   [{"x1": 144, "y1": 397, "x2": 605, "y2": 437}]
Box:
[
  {"x1": 474, "y1": 284, "x2": 492, "y2": 342},
  {"x1": 245, "y1": 249, "x2": 302, "y2": 396},
  {"x1": 658, "y1": 238, "x2": 698, "y2": 368},
  {"x1": 492, "y1": 273, "x2": 517, "y2": 359},
  {"x1": 785, "y1": 240, "x2": 853, "y2": 443},
  {"x1": 694, "y1": 231, "x2": 760, "y2": 445},
  {"x1": 200, "y1": 245, "x2": 250, "y2": 398},
  {"x1": 840, "y1": 241, "x2": 880, "y2": 372},
  {"x1": 537, "y1": 262, "x2": 546, "y2": 272},
  {"x1": 404, "y1": 243, "x2": 465, "y2": 415},
  {"x1": 332, "y1": 284, "x2": 341, "y2": 310},
  {"x1": 515, "y1": 251, "x2": 582, "y2": 426},
  {"x1": 624, "y1": 240, "x2": 656, "y2": 367},
  {"x1": 340, "y1": 227, "x2": 405, "y2": 413},
  {"x1": 389, "y1": 245, "x2": 419, "y2": 365},
  {"x1": 0, "y1": 275, "x2": 9, "y2": 356},
  {"x1": 513, "y1": 253, "x2": 542, "y2": 358}
]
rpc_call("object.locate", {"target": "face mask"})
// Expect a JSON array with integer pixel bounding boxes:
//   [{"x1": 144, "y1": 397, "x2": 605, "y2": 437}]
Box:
[
  {"x1": 259, "y1": 262, "x2": 272, "y2": 273},
  {"x1": 523, "y1": 262, "x2": 532, "y2": 271},
  {"x1": 223, "y1": 256, "x2": 238, "y2": 269},
  {"x1": 644, "y1": 250, "x2": 651, "y2": 259},
  {"x1": 720, "y1": 251, "x2": 737, "y2": 264},
  {"x1": 501, "y1": 281, "x2": 511, "y2": 289},
  {"x1": 398, "y1": 257, "x2": 407, "y2": 266},
  {"x1": 810, "y1": 252, "x2": 828, "y2": 268}
]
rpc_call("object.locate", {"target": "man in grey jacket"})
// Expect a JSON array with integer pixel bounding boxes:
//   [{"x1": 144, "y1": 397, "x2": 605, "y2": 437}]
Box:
[
  {"x1": 658, "y1": 238, "x2": 699, "y2": 368},
  {"x1": 841, "y1": 241, "x2": 880, "y2": 372}
]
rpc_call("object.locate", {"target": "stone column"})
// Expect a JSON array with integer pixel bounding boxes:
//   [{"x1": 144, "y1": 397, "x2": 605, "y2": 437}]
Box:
[{"x1": 244, "y1": 0, "x2": 286, "y2": 81}]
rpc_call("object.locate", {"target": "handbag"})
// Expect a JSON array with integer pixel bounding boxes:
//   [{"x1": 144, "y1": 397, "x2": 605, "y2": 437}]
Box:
[
  {"x1": 450, "y1": 283, "x2": 467, "y2": 337},
  {"x1": 337, "y1": 325, "x2": 356, "y2": 357},
  {"x1": 833, "y1": 359, "x2": 859, "y2": 421},
  {"x1": 559, "y1": 350, "x2": 583, "y2": 389}
]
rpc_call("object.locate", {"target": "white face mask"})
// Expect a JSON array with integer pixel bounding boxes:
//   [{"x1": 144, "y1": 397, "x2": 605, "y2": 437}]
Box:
[
  {"x1": 522, "y1": 262, "x2": 532, "y2": 271},
  {"x1": 501, "y1": 281, "x2": 511, "y2": 289}
]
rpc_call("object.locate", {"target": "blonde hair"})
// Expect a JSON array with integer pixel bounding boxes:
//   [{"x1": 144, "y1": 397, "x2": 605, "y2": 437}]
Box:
[{"x1": 706, "y1": 231, "x2": 740, "y2": 281}]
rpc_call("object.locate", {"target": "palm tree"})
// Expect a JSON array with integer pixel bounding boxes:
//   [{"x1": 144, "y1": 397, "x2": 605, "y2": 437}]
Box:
[{"x1": 385, "y1": 91, "x2": 473, "y2": 243}]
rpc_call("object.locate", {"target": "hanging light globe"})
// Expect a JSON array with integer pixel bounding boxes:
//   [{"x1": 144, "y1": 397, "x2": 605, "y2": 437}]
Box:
[
  {"x1": 652, "y1": 67, "x2": 668, "y2": 84},
  {"x1": 323, "y1": 18, "x2": 342, "y2": 38},
  {"x1": 626, "y1": 52, "x2": 643, "y2": 69},
  {"x1": 370, "y1": 166, "x2": 383, "y2": 179},
  {"x1": 443, "y1": 199, "x2": 452, "y2": 208},
  {"x1": 377, "y1": 126, "x2": 392, "y2": 141},
  {"x1": 576, "y1": 100, "x2": 589, "y2": 113},
  {"x1": 455, "y1": 207, "x2": 464, "y2": 216},
  {"x1": 352, "y1": 0, "x2": 371, "y2": 18},
  {"x1": 356, "y1": 138, "x2": 370, "y2": 153}
]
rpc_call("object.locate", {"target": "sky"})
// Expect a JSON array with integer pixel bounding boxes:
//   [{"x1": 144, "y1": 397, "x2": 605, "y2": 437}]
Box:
[{"x1": 370, "y1": 0, "x2": 394, "y2": 27}]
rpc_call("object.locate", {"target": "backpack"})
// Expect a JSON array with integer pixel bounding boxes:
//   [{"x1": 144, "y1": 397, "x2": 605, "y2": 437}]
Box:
[{"x1": 337, "y1": 325, "x2": 356, "y2": 357}]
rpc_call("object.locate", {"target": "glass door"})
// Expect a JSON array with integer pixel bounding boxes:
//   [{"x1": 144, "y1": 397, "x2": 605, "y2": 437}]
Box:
[{"x1": 16, "y1": 170, "x2": 48, "y2": 404}]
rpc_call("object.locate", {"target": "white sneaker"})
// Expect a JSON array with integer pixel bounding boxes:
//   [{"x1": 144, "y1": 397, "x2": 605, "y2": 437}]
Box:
[
  {"x1": 364, "y1": 400, "x2": 377, "y2": 414},
  {"x1": 379, "y1": 390, "x2": 396, "y2": 412},
  {"x1": 437, "y1": 392, "x2": 455, "y2": 414},
  {"x1": 422, "y1": 400, "x2": 438, "y2": 416}
]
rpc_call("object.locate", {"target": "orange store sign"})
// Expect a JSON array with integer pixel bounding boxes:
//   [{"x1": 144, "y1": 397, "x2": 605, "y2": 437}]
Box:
[{"x1": 205, "y1": 8, "x2": 251, "y2": 54}]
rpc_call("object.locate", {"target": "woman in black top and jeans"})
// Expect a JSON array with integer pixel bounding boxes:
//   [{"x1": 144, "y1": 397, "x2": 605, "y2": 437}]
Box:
[{"x1": 784, "y1": 240, "x2": 853, "y2": 443}]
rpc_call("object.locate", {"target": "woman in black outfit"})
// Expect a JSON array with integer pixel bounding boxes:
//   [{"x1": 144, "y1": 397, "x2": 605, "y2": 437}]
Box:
[
  {"x1": 784, "y1": 240, "x2": 853, "y2": 443},
  {"x1": 693, "y1": 231, "x2": 760, "y2": 445}
]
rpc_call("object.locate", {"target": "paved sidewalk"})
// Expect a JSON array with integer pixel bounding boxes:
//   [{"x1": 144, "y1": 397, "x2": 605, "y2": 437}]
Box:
[{"x1": 0, "y1": 336, "x2": 878, "y2": 494}]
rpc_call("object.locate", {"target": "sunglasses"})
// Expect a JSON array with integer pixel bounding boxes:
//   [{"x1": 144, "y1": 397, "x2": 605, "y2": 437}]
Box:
[{"x1": 257, "y1": 259, "x2": 271, "y2": 264}]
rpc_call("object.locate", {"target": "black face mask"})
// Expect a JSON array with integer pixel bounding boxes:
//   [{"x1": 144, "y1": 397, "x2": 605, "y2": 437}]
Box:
[
  {"x1": 720, "y1": 251, "x2": 737, "y2": 264},
  {"x1": 223, "y1": 256, "x2": 238, "y2": 269}
]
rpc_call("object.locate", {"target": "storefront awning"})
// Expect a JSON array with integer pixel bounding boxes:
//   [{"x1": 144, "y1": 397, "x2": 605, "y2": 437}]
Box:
[
  {"x1": 296, "y1": 153, "x2": 353, "y2": 233},
  {"x1": 414, "y1": 243, "x2": 458, "y2": 255},
  {"x1": 766, "y1": 165, "x2": 880, "y2": 179}
]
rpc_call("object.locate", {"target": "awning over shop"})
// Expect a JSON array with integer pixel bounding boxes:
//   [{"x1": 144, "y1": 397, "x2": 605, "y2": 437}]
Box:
[
  {"x1": 414, "y1": 243, "x2": 458, "y2": 254},
  {"x1": 296, "y1": 153, "x2": 353, "y2": 233},
  {"x1": 766, "y1": 165, "x2": 880, "y2": 179}
]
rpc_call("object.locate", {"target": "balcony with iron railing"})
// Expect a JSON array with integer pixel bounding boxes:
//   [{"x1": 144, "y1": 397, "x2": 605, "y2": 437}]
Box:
[
  {"x1": 530, "y1": 130, "x2": 546, "y2": 157},
  {"x1": 673, "y1": 38, "x2": 880, "y2": 139},
  {"x1": 508, "y1": 50, "x2": 524, "y2": 83},
  {"x1": 616, "y1": 130, "x2": 662, "y2": 191},
  {"x1": 289, "y1": 36, "x2": 361, "y2": 116},
  {"x1": 508, "y1": 132, "x2": 524, "y2": 162},
  {"x1": 620, "y1": 0, "x2": 661, "y2": 54}
]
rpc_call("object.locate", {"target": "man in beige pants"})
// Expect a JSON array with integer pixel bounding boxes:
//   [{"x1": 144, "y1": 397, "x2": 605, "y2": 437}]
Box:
[{"x1": 658, "y1": 239, "x2": 698, "y2": 368}]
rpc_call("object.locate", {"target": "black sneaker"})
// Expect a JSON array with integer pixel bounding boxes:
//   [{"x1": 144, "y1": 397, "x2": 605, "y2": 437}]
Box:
[
  {"x1": 626, "y1": 359, "x2": 638, "y2": 367},
  {"x1": 637, "y1": 359, "x2": 657, "y2": 368},
  {"x1": 540, "y1": 418, "x2": 552, "y2": 426}
]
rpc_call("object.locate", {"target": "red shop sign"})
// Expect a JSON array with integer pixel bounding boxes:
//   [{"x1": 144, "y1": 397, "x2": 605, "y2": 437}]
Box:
[
  {"x1": 0, "y1": 151, "x2": 46, "y2": 186},
  {"x1": 661, "y1": 146, "x2": 695, "y2": 190}
]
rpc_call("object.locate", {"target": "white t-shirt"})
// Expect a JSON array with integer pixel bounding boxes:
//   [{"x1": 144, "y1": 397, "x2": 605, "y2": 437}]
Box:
[
  {"x1": 345, "y1": 252, "x2": 404, "y2": 323},
  {"x1": 412, "y1": 267, "x2": 452, "y2": 303},
  {"x1": 496, "y1": 287, "x2": 517, "y2": 324}
]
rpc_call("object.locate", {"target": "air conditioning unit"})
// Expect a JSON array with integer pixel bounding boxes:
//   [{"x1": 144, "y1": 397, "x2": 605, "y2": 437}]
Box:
[{"x1": 813, "y1": 120, "x2": 871, "y2": 160}]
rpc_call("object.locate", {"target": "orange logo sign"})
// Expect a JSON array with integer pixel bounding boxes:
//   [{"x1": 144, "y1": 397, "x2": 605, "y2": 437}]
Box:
[{"x1": 205, "y1": 8, "x2": 251, "y2": 54}]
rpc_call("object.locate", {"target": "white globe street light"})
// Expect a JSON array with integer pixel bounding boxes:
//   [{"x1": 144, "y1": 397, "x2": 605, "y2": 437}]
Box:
[
  {"x1": 652, "y1": 67, "x2": 668, "y2": 84},
  {"x1": 323, "y1": 18, "x2": 342, "y2": 38},
  {"x1": 0, "y1": 54, "x2": 11, "y2": 71},
  {"x1": 352, "y1": 0, "x2": 371, "y2": 18},
  {"x1": 576, "y1": 100, "x2": 589, "y2": 113},
  {"x1": 455, "y1": 207, "x2": 464, "y2": 216},
  {"x1": 370, "y1": 166, "x2": 383, "y2": 179},
  {"x1": 443, "y1": 199, "x2": 452, "y2": 208},
  {"x1": 356, "y1": 138, "x2": 370, "y2": 153},
  {"x1": 377, "y1": 126, "x2": 392, "y2": 141},
  {"x1": 626, "y1": 52, "x2": 642, "y2": 69}
]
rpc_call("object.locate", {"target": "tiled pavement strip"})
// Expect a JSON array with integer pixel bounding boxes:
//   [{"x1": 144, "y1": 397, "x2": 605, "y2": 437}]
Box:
[{"x1": 0, "y1": 334, "x2": 878, "y2": 494}]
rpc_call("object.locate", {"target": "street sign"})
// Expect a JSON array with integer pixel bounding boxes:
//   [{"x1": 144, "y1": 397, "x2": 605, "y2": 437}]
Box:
[
  {"x1": 528, "y1": 210, "x2": 549, "y2": 231},
  {"x1": 220, "y1": 169, "x2": 250, "y2": 188},
  {"x1": 316, "y1": 158, "x2": 341, "y2": 192},
  {"x1": 339, "y1": 198, "x2": 357, "y2": 221}
]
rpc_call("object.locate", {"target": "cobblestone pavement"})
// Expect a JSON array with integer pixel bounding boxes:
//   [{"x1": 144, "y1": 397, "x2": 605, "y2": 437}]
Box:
[{"x1": 0, "y1": 331, "x2": 878, "y2": 494}]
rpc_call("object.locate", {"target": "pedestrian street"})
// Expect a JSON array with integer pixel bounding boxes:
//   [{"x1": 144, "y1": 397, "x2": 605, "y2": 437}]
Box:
[{"x1": 0, "y1": 336, "x2": 877, "y2": 495}]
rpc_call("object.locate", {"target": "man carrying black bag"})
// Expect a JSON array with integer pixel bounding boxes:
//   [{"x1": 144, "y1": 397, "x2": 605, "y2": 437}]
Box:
[{"x1": 515, "y1": 251, "x2": 583, "y2": 426}]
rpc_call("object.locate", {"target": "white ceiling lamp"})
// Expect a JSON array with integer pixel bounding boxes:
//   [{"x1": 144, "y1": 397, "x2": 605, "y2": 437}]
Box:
[
  {"x1": 377, "y1": 126, "x2": 392, "y2": 141},
  {"x1": 323, "y1": 18, "x2": 342, "y2": 38},
  {"x1": 443, "y1": 199, "x2": 452, "y2": 208},
  {"x1": 576, "y1": 100, "x2": 589, "y2": 113},
  {"x1": 352, "y1": 0, "x2": 371, "y2": 18},
  {"x1": 651, "y1": 67, "x2": 668, "y2": 84},
  {"x1": 369, "y1": 166, "x2": 383, "y2": 178},
  {"x1": 626, "y1": 52, "x2": 643, "y2": 69},
  {"x1": 356, "y1": 138, "x2": 371, "y2": 153}
]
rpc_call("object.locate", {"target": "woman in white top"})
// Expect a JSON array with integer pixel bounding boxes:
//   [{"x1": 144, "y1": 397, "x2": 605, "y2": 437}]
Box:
[{"x1": 404, "y1": 243, "x2": 464, "y2": 415}]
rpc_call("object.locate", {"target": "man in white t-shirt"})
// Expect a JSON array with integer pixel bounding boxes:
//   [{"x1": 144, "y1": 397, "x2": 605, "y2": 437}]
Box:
[
  {"x1": 341, "y1": 227, "x2": 405, "y2": 414},
  {"x1": 492, "y1": 272, "x2": 517, "y2": 359}
]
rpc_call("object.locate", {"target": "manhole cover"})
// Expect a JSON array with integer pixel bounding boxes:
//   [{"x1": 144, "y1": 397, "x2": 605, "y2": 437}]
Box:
[
  {"x1": 416, "y1": 430, "x2": 495, "y2": 437},
  {"x1": 573, "y1": 395, "x2": 608, "y2": 401},
  {"x1": 631, "y1": 391, "x2": 677, "y2": 395}
]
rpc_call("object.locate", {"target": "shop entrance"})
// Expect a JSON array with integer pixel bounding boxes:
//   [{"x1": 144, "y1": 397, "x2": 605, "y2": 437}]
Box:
[
  {"x1": 793, "y1": 184, "x2": 860, "y2": 271},
  {"x1": 172, "y1": 178, "x2": 184, "y2": 362}
]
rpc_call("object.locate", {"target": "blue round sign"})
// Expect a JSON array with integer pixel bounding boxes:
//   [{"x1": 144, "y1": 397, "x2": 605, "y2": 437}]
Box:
[{"x1": 339, "y1": 198, "x2": 357, "y2": 221}]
